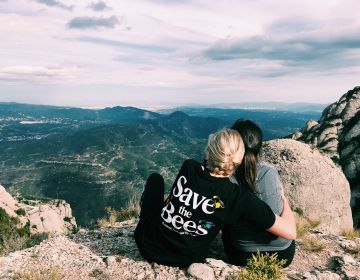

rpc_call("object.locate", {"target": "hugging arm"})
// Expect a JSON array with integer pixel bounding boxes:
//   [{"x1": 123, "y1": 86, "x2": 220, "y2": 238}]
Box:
[
  {"x1": 266, "y1": 195, "x2": 296, "y2": 240},
  {"x1": 233, "y1": 186, "x2": 296, "y2": 240}
]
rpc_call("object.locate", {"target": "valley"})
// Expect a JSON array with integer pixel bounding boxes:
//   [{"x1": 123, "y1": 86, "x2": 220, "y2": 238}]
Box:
[{"x1": 0, "y1": 103, "x2": 323, "y2": 225}]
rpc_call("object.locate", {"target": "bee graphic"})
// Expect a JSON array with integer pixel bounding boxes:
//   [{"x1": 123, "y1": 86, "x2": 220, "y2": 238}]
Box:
[
  {"x1": 199, "y1": 220, "x2": 215, "y2": 230},
  {"x1": 211, "y1": 195, "x2": 225, "y2": 209}
]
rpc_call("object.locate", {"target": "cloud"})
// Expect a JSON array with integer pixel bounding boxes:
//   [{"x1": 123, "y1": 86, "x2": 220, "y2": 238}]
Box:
[
  {"x1": 88, "y1": 1, "x2": 111, "y2": 11},
  {"x1": 77, "y1": 36, "x2": 175, "y2": 53},
  {"x1": 201, "y1": 25, "x2": 360, "y2": 75},
  {"x1": 0, "y1": 65, "x2": 83, "y2": 82},
  {"x1": 67, "y1": 16, "x2": 119, "y2": 29},
  {"x1": 36, "y1": 0, "x2": 73, "y2": 11}
]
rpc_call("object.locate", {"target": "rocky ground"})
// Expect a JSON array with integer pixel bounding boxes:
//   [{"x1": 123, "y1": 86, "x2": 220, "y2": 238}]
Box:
[{"x1": 0, "y1": 219, "x2": 359, "y2": 280}]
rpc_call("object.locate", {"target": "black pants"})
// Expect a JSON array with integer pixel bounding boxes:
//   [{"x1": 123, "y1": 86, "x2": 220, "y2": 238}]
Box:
[
  {"x1": 222, "y1": 232, "x2": 296, "y2": 267},
  {"x1": 135, "y1": 173, "x2": 187, "y2": 266},
  {"x1": 138, "y1": 172, "x2": 165, "y2": 224}
]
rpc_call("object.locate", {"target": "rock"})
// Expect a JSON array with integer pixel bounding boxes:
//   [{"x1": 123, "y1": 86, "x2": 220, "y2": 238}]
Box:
[
  {"x1": 0, "y1": 184, "x2": 76, "y2": 235},
  {"x1": 1, "y1": 219, "x2": 359, "y2": 280},
  {"x1": 291, "y1": 86, "x2": 360, "y2": 226},
  {"x1": 261, "y1": 139, "x2": 353, "y2": 234},
  {"x1": 314, "y1": 271, "x2": 341, "y2": 280},
  {"x1": 0, "y1": 185, "x2": 23, "y2": 219},
  {"x1": 187, "y1": 263, "x2": 215, "y2": 280},
  {"x1": 339, "y1": 239, "x2": 358, "y2": 252},
  {"x1": 331, "y1": 255, "x2": 360, "y2": 279},
  {"x1": 205, "y1": 258, "x2": 227, "y2": 269}
]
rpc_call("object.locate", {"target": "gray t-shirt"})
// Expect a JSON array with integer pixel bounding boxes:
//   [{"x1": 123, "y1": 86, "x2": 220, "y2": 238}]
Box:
[{"x1": 227, "y1": 162, "x2": 292, "y2": 252}]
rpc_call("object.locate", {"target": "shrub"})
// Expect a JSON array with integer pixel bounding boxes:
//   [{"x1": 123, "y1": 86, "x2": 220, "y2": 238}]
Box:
[
  {"x1": 296, "y1": 215, "x2": 320, "y2": 238},
  {"x1": 301, "y1": 235, "x2": 325, "y2": 252},
  {"x1": 116, "y1": 195, "x2": 140, "y2": 222},
  {"x1": 0, "y1": 208, "x2": 49, "y2": 256},
  {"x1": 229, "y1": 252, "x2": 286, "y2": 280},
  {"x1": 12, "y1": 267, "x2": 62, "y2": 280},
  {"x1": 15, "y1": 208, "x2": 26, "y2": 216},
  {"x1": 341, "y1": 228, "x2": 360, "y2": 241},
  {"x1": 26, "y1": 233, "x2": 49, "y2": 248},
  {"x1": 98, "y1": 196, "x2": 140, "y2": 228},
  {"x1": 63, "y1": 216, "x2": 72, "y2": 223}
]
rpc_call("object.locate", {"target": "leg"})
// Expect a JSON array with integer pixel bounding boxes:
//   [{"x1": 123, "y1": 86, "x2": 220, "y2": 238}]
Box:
[
  {"x1": 139, "y1": 172, "x2": 165, "y2": 223},
  {"x1": 272, "y1": 240, "x2": 296, "y2": 267}
]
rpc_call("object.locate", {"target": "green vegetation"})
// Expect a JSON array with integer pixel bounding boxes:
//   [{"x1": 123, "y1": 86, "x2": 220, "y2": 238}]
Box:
[
  {"x1": 63, "y1": 216, "x2": 72, "y2": 223},
  {"x1": 0, "y1": 208, "x2": 48, "y2": 256},
  {"x1": 12, "y1": 267, "x2": 62, "y2": 280},
  {"x1": 15, "y1": 208, "x2": 26, "y2": 216},
  {"x1": 228, "y1": 252, "x2": 286, "y2": 280}
]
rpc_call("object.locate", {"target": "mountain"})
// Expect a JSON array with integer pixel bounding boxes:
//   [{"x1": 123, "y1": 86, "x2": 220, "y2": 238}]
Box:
[
  {"x1": 163, "y1": 102, "x2": 327, "y2": 113},
  {"x1": 0, "y1": 102, "x2": 322, "y2": 225},
  {"x1": 291, "y1": 86, "x2": 360, "y2": 227},
  {"x1": 0, "y1": 104, "x2": 228, "y2": 225},
  {"x1": 160, "y1": 107, "x2": 322, "y2": 139}
]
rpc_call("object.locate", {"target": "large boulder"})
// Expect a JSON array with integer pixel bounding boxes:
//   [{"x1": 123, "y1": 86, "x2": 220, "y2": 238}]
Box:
[
  {"x1": 0, "y1": 184, "x2": 76, "y2": 234},
  {"x1": 261, "y1": 139, "x2": 353, "y2": 234}
]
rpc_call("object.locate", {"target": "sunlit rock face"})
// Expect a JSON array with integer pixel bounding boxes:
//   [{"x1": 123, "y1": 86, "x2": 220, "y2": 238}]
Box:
[
  {"x1": 0, "y1": 184, "x2": 76, "y2": 234},
  {"x1": 261, "y1": 139, "x2": 353, "y2": 234},
  {"x1": 291, "y1": 86, "x2": 360, "y2": 227}
]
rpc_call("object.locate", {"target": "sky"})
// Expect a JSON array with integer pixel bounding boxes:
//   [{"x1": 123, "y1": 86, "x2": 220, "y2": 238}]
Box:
[{"x1": 0, "y1": 0, "x2": 359, "y2": 108}]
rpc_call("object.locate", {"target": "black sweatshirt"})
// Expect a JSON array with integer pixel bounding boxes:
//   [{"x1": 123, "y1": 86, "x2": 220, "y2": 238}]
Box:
[{"x1": 135, "y1": 159, "x2": 276, "y2": 266}]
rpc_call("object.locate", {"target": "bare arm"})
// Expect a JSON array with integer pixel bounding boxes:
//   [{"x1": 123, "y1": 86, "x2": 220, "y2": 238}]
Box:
[{"x1": 266, "y1": 195, "x2": 296, "y2": 240}]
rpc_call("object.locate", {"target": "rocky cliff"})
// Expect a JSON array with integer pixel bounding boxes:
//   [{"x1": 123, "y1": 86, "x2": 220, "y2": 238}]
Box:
[
  {"x1": 0, "y1": 185, "x2": 76, "y2": 234},
  {"x1": 291, "y1": 86, "x2": 360, "y2": 226},
  {"x1": 0, "y1": 220, "x2": 359, "y2": 280}
]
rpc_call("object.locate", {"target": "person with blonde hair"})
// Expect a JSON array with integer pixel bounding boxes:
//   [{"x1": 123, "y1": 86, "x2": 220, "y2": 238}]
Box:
[{"x1": 134, "y1": 128, "x2": 296, "y2": 267}]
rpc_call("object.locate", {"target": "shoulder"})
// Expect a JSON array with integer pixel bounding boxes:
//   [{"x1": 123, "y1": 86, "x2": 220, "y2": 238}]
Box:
[
  {"x1": 180, "y1": 159, "x2": 202, "y2": 174},
  {"x1": 182, "y1": 159, "x2": 200, "y2": 168},
  {"x1": 257, "y1": 162, "x2": 280, "y2": 178}
]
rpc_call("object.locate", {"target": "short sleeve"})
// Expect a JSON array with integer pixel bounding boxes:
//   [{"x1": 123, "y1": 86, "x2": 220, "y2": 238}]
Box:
[
  {"x1": 228, "y1": 186, "x2": 276, "y2": 229},
  {"x1": 257, "y1": 167, "x2": 284, "y2": 215}
]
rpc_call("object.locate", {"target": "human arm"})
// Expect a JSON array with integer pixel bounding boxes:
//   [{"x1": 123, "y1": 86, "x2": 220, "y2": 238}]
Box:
[{"x1": 266, "y1": 195, "x2": 296, "y2": 240}]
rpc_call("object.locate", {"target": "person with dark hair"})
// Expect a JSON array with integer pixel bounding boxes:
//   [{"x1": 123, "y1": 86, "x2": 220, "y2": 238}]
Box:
[
  {"x1": 222, "y1": 119, "x2": 296, "y2": 267},
  {"x1": 135, "y1": 128, "x2": 296, "y2": 267}
]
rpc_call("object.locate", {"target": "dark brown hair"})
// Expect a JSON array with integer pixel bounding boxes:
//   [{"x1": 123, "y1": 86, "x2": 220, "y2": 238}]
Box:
[{"x1": 231, "y1": 119, "x2": 263, "y2": 192}]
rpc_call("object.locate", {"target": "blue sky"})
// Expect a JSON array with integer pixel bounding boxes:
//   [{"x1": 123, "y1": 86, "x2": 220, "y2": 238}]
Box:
[{"x1": 0, "y1": 0, "x2": 359, "y2": 109}]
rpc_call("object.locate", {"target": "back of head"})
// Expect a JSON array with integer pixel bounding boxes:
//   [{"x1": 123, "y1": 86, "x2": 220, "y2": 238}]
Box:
[
  {"x1": 205, "y1": 128, "x2": 245, "y2": 177},
  {"x1": 231, "y1": 119, "x2": 263, "y2": 155},
  {"x1": 231, "y1": 120, "x2": 263, "y2": 191}
]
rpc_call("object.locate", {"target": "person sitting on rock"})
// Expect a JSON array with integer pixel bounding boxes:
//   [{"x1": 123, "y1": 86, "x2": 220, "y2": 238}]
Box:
[
  {"x1": 222, "y1": 119, "x2": 296, "y2": 267},
  {"x1": 134, "y1": 128, "x2": 296, "y2": 267}
]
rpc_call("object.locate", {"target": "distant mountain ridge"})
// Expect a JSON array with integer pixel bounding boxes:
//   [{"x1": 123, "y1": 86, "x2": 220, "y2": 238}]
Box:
[
  {"x1": 161, "y1": 102, "x2": 327, "y2": 113},
  {"x1": 160, "y1": 107, "x2": 322, "y2": 139}
]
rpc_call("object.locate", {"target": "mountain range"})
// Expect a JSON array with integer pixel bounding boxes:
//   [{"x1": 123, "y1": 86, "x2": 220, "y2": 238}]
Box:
[{"x1": 0, "y1": 102, "x2": 322, "y2": 225}]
